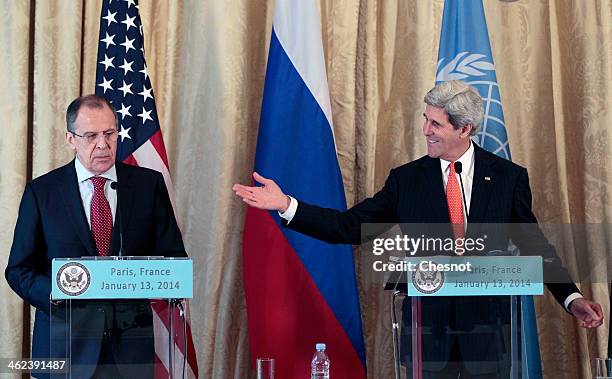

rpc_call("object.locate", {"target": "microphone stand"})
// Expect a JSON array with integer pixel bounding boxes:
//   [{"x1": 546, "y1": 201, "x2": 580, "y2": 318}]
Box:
[{"x1": 110, "y1": 181, "x2": 125, "y2": 257}]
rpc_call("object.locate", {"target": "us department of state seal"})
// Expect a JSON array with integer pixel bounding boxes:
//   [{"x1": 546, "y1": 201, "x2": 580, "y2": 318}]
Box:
[
  {"x1": 412, "y1": 264, "x2": 444, "y2": 294},
  {"x1": 56, "y1": 262, "x2": 91, "y2": 296}
]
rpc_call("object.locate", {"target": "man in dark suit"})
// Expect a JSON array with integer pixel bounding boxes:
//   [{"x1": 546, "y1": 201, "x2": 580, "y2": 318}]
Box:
[
  {"x1": 5, "y1": 95, "x2": 186, "y2": 378},
  {"x1": 234, "y1": 80, "x2": 603, "y2": 377}
]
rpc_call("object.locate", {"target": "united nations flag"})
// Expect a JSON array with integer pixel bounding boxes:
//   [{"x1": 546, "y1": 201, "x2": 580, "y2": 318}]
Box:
[
  {"x1": 436, "y1": 0, "x2": 511, "y2": 161},
  {"x1": 436, "y1": 1, "x2": 541, "y2": 378}
]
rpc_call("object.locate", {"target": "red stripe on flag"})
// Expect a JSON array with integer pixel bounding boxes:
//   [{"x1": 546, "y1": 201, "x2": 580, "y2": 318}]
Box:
[
  {"x1": 154, "y1": 354, "x2": 168, "y2": 378},
  {"x1": 149, "y1": 130, "x2": 170, "y2": 168},
  {"x1": 151, "y1": 300, "x2": 199, "y2": 375},
  {"x1": 243, "y1": 208, "x2": 365, "y2": 379},
  {"x1": 122, "y1": 154, "x2": 139, "y2": 166}
]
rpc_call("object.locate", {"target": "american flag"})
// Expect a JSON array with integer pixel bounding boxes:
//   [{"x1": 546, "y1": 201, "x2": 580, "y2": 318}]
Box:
[{"x1": 94, "y1": 0, "x2": 198, "y2": 377}]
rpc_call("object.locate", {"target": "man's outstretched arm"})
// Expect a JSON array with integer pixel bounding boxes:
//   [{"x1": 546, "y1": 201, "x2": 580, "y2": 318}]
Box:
[{"x1": 233, "y1": 170, "x2": 399, "y2": 244}]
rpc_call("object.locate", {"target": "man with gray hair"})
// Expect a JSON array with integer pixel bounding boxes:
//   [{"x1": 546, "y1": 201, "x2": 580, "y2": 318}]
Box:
[
  {"x1": 424, "y1": 80, "x2": 483, "y2": 135},
  {"x1": 233, "y1": 80, "x2": 602, "y2": 377},
  {"x1": 6, "y1": 94, "x2": 186, "y2": 378}
]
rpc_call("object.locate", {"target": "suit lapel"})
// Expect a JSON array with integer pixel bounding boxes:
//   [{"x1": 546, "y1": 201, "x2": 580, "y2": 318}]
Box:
[
  {"x1": 110, "y1": 162, "x2": 136, "y2": 255},
  {"x1": 420, "y1": 157, "x2": 450, "y2": 223},
  {"x1": 468, "y1": 145, "x2": 496, "y2": 224},
  {"x1": 58, "y1": 161, "x2": 97, "y2": 256}
]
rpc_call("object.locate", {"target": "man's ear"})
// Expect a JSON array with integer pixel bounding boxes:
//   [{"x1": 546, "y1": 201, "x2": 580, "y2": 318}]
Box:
[
  {"x1": 461, "y1": 124, "x2": 473, "y2": 138},
  {"x1": 66, "y1": 132, "x2": 76, "y2": 151}
]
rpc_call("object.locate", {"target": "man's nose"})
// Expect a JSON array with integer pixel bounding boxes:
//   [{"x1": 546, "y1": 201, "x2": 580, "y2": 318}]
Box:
[
  {"x1": 423, "y1": 122, "x2": 432, "y2": 136},
  {"x1": 95, "y1": 134, "x2": 108, "y2": 148}
]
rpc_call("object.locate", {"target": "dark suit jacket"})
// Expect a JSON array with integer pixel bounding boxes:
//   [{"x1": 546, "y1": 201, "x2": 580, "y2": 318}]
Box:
[
  {"x1": 284, "y1": 144, "x2": 579, "y2": 372},
  {"x1": 5, "y1": 160, "x2": 186, "y2": 378}
]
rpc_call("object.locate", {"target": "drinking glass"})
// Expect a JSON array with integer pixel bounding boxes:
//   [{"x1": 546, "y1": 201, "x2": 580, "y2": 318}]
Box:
[
  {"x1": 256, "y1": 358, "x2": 275, "y2": 379},
  {"x1": 593, "y1": 358, "x2": 612, "y2": 379}
]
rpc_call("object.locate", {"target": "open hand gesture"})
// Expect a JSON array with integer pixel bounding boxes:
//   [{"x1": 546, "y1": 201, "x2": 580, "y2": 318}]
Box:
[{"x1": 232, "y1": 172, "x2": 290, "y2": 212}]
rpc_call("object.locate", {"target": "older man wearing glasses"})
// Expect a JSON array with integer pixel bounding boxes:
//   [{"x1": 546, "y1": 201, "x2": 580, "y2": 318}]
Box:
[{"x1": 5, "y1": 94, "x2": 186, "y2": 378}]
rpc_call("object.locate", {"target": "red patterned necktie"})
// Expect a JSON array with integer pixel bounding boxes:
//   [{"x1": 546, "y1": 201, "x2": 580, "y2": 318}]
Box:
[
  {"x1": 90, "y1": 176, "x2": 112, "y2": 256},
  {"x1": 446, "y1": 162, "x2": 465, "y2": 250}
]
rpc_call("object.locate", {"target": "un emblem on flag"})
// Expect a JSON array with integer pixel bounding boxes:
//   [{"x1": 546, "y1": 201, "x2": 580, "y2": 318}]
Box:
[{"x1": 436, "y1": 52, "x2": 511, "y2": 160}]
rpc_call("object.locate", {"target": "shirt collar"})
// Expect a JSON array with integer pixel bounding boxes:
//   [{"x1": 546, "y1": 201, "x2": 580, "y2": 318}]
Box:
[
  {"x1": 74, "y1": 157, "x2": 117, "y2": 183},
  {"x1": 439, "y1": 141, "x2": 475, "y2": 174}
]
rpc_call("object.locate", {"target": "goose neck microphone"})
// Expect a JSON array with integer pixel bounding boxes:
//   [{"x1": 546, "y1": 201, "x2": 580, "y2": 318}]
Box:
[{"x1": 454, "y1": 162, "x2": 469, "y2": 219}]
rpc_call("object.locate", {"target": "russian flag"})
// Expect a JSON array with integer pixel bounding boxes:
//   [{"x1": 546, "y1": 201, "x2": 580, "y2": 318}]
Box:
[{"x1": 242, "y1": 0, "x2": 366, "y2": 377}]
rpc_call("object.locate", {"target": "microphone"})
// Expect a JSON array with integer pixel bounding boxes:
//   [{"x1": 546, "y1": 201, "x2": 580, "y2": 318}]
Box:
[
  {"x1": 110, "y1": 181, "x2": 126, "y2": 257},
  {"x1": 454, "y1": 162, "x2": 469, "y2": 219}
]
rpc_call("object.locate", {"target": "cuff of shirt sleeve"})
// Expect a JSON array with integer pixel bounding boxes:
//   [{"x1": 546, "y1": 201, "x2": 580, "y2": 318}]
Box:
[
  {"x1": 278, "y1": 196, "x2": 298, "y2": 223},
  {"x1": 564, "y1": 292, "x2": 583, "y2": 312}
]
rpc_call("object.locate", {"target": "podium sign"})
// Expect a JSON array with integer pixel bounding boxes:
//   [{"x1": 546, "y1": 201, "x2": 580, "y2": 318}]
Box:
[
  {"x1": 51, "y1": 257, "x2": 193, "y2": 299},
  {"x1": 404, "y1": 256, "x2": 543, "y2": 297},
  {"x1": 49, "y1": 257, "x2": 192, "y2": 378}
]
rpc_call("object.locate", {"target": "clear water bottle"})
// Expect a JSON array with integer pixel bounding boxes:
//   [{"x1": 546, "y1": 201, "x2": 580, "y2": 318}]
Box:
[{"x1": 311, "y1": 343, "x2": 330, "y2": 379}]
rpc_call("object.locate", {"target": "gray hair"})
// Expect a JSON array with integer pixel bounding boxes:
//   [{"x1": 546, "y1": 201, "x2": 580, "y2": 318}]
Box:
[
  {"x1": 66, "y1": 94, "x2": 117, "y2": 133},
  {"x1": 424, "y1": 81, "x2": 483, "y2": 135}
]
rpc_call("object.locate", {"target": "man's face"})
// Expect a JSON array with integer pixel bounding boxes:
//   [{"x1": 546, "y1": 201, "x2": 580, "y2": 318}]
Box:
[
  {"x1": 422, "y1": 105, "x2": 471, "y2": 161},
  {"x1": 66, "y1": 105, "x2": 117, "y2": 175}
]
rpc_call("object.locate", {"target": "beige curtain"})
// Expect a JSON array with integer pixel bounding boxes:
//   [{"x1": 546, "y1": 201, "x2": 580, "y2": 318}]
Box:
[{"x1": 1, "y1": 0, "x2": 610, "y2": 377}]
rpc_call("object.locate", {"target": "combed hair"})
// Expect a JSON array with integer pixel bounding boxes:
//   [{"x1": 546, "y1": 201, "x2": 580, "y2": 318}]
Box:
[
  {"x1": 424, "y1": 81, "x2": 483, "y2": 135},
  {"x1": 66, "y1": 94, "x2": 117, "y2": 133}
]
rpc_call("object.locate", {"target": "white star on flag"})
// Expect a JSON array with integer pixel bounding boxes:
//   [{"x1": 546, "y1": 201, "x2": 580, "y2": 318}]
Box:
[
  {"x1": 118, "y1": 80, "x2": 133, "y2": 97},
  {"x1": 125, "y1": 0, "x2": 136, "y2": 8},
  {"x1": 120, "y1": 36, "x2": 135, "y2": 52},
  {"x1": 102, "y1": 10, "x2": 117, "y2": 26},
  {"x1": 118, "y1": 126, "x2": 132, "y2": 141},
  {"x1": 139, "y1": 65, "x2": 149, "y2": 80},
  {"x1": 121, "y1": 15, "x2": 137, "y2": 31},
  {"x1": 139, "y1": 85, "x2": 153, "y2": 102},
  {"x1": 97, "y1": 77, "x2": 113, "y2": 94},
  {"x1": 119, "y1": 59, "x2": 134, "y2": 75},
  {"x1": 100, "y1": 33, "x2": 116, "y2": 48},
  {"x1": 138, "y1": 108, "x2": 153, "y2": 124},
  {"x1": 99, "y1": 54, "x2": 115, "y2": 71},
  {"x1": 117, "y1": 103, "x2": 132, "y2": 119}
]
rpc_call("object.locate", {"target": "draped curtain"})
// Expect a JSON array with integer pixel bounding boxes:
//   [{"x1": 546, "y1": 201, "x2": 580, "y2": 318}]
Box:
[{"x1": 0, "y1": 1, "x2": 610, "y2": 377}]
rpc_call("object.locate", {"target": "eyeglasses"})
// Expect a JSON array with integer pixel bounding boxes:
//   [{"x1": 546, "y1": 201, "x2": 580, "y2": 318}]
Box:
[{"x1": 70, "y1": 129, "x2": 118, "y2": 144}]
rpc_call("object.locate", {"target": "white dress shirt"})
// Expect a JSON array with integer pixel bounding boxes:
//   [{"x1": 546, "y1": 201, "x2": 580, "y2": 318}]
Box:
[{"x1": 74, "y1": 158, "x2": 117, "y2": 226}]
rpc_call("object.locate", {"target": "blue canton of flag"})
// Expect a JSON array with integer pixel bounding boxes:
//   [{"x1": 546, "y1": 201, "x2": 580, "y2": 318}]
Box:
[
  {"x1": 95, "y1": 0, "x2": 160, "y2": 162},
  {"x1": 436, "y1": 0, "x2": 511, "y2": 160}
]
